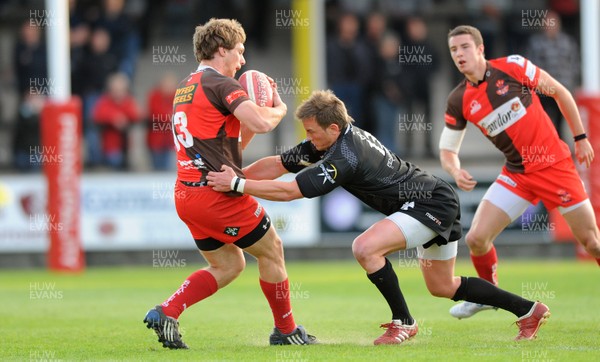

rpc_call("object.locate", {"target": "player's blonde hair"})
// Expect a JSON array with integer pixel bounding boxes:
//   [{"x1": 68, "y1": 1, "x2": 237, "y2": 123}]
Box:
[
  {"x1": 193, "y1": 18, "x2": 246, "y2": 62},
  {"x1": 447, "y1": 25, "x2": 484, "y2": 47},
  {"x1": 295, "y1": 90, "x2": 354, "y2": 129}
]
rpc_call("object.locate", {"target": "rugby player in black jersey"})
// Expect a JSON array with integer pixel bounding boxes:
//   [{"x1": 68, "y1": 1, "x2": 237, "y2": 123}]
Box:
[{"x1": 207, "y1": 90, "x2": 550, "y2": 344}]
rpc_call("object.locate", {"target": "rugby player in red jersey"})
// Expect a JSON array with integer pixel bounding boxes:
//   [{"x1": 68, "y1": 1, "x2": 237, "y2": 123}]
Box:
[
  {"x1": 142, "y1": 18, "x2": 316, "y2": 348},
  {"x1": 440, "y1": 25, "x2": 600, "y2": 319}
]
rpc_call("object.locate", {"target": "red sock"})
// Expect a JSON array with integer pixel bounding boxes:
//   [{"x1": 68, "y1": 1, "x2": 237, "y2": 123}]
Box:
[
  {"x1": 260, "y1": 279, "x2": 296, "y2": 334},
  {"x1": 596, "y1": 258, "x2": 600, "y2": 267},
  {"x1": 161, "y1": 269, "x2": 218, "y2": 319},
  {"x1": 471, "y1": 246, "x2": 498, "y2": 285}
]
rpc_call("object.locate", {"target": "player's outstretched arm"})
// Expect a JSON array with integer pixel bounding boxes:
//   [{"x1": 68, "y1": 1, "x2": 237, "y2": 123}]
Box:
[
  {"x1": 243, "y1": 156, "x2": 288, "y2": 180},
  {"x1": 537, "y1": 69, "x2": 594, "y2": 168},
  {"x1": 207, "y1": 165, "x2": 302, "y2": 201},
  {"x1": 234, "y1": 85, "x2": 287, "y2": 134}
]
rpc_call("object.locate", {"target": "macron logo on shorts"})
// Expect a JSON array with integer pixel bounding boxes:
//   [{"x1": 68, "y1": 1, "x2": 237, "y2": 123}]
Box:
[{"x1": 497, "y1": 174, "x2": 517, "y2": 188}]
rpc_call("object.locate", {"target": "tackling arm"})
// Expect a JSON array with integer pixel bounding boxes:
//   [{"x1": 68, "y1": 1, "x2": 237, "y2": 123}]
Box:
[{"x1": 206, "y1": 164, "x2": 303, "y2": 201}]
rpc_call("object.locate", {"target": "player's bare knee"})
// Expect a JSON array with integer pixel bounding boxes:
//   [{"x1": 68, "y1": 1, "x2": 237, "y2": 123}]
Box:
[
  {"x1": 581, "y1": 235, "x2": 600, "y2": 257},
  {"x1": 465, "y1": 229, "x2": 490, "y2": 252},
  {"x1": 351, "y1": 236, "x2": 371, "y2": 264},
  {"x1": 426, "y1": 283, "x2": 453, "y2": 298}
]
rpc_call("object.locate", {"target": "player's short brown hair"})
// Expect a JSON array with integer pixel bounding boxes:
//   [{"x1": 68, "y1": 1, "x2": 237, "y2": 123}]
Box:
[
  {"x1": 295, "y1": 90, "x2": 354, "y2": 129},
  {"x1": 193, "y1": 18, "x2": 246, "y2": 62},
  {"x1": 447, "y1": 25, "x2": 483, "y2": 47}
]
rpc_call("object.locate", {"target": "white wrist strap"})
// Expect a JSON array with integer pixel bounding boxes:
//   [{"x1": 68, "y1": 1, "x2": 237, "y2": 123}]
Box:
[{"x1": 230, "y1": 176, "x2": 246, "y2": 193}]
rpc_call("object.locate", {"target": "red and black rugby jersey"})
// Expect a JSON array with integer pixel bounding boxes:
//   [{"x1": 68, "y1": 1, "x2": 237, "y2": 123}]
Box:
[
  {"x1": 445, "y1": 55, "x2": 571, "y2": 173},
  {"x1": 172, "y1": 66, "x2": 250, "y2": 182}
]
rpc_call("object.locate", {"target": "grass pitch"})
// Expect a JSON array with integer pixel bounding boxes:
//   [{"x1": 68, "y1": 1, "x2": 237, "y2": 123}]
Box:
[{"x1": 1, "y1": 258, "x2": 598, "y2": 361}]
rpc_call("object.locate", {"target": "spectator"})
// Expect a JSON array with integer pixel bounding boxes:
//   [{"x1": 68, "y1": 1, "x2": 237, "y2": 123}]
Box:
[
  {"x1": 146, "y1": 72, "x2": 177, "y2": 171},
  {"x1": 12, "y1": 94, "x2": 45, "y2": 172},
  {"x1": 372, "y1": 32, "x2": 408, "y2": 155},
  {"x1": 326, "y1": 12, "x2": 373, "y2": 129},
  {"x1": 77, "y1": 27, "x2": 118, "y2": 167},
  {"x1": 402, "y1": 16, "x2": 439, "y2": 158},
  {"x1": 14, "y1": 21, "x2": 47, "y2": 98},
  {"x1": 96, "y1": 0, "x2": 141, "y2": 79},
  {"x1": 92, "y1": 73, "x2": 141, "y2": 170},
  {"x1": 526, "y1": 11, "x2": 579, "y2": 139}
]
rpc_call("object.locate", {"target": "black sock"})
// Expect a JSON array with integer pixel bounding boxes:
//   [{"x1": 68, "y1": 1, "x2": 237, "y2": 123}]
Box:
[
  {"x1": 452, "y1": 276, "x2": 535, "y2": 317},
  {"x1": 367, "y1": 258, "x2": 413, "y2": 325}
]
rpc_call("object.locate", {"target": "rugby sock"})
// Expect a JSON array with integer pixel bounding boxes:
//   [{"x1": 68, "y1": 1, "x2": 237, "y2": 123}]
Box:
[
  {"x1": 596, "y1": 258, "x2": 600, "y2": 266},
  {"x1": 452, "y1": 276, "x2": 535, "y2": 317},
  {"x1": 471, "y1": 246, "x2": 498, "y2": 285},
  {"x1": 260, "y1": 278, "x2": 296, "y2": 334},
  {"x1": 367, "y1": 258, "x2": 413, "y2": 325},
  {"x1": 161, "y1": 269, "x2": 218, "y2": 319}
]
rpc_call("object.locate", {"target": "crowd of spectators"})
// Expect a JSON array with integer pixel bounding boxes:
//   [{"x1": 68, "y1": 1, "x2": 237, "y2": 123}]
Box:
[{"x1": 7, "y1": 0, "x2": 582, "y2": 172}]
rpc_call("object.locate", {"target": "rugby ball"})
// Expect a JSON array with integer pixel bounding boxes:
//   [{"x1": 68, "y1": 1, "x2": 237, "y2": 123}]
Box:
[{"x1": 238, "y1": 70, "x2": 274, "y2": 107}]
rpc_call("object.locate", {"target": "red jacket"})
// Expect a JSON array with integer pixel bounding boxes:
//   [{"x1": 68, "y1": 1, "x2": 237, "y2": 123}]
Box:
[
  {"x1": 93, "y1": 95, "x2": 140, "y2": 153},
  {"x1": 147, "y1": 89, "x2": 175, "y2": 151}
]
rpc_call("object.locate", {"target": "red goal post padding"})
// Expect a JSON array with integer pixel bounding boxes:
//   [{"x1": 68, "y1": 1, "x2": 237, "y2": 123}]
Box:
[{"x1": 41, "y1": 97, "x2": 85, "y2": 271}]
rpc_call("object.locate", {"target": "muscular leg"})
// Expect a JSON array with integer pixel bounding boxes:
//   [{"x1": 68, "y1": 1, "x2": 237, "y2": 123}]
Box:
[
  {"x1": 353, "y1": 219, "x2": 413, "y2": 324},
  {"x1": 161, "y1": 244, "x2": 245, "y2": 318},
  {"x1": 244, "y1": 226, "x2": 297, "y2": 334},
  {"x1": 561, "y1": 201, "x2": 600, "y2": 263},
  {"x1": 420, "y1": 257, "x2": 535, "y2": 317},
  {"x1": 466, "y1": 200, "x2": 512, "y2": 284}
]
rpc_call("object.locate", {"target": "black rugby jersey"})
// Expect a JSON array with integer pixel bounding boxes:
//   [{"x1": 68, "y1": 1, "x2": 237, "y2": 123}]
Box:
[{"x1": 281, "y1": 124, "x2": 463, "y2": 245}]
